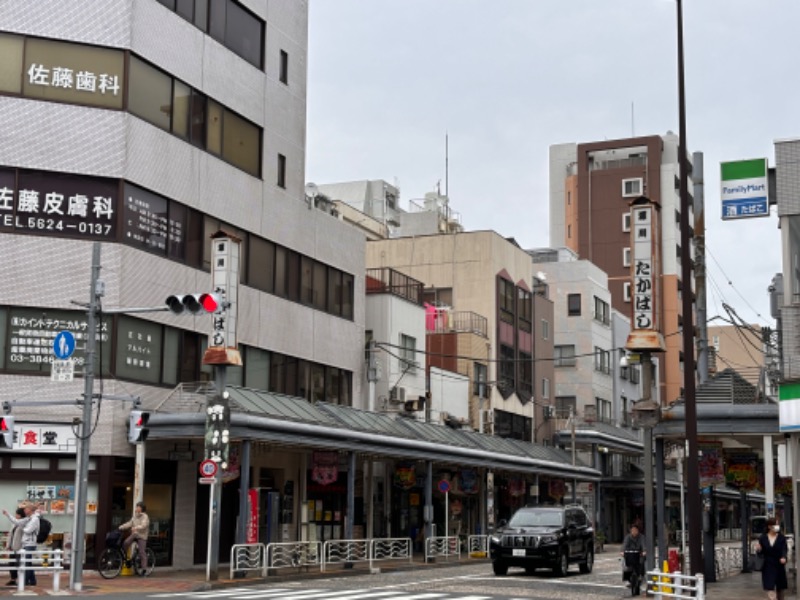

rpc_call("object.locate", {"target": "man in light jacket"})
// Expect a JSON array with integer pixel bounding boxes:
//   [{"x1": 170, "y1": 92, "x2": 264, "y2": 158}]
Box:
[
  {"x1": 119, "y1": 501, "x2": 150, "y2": 574},
  {"x1": 3, "y1": 502, "x2": 39, "y2": 587}
]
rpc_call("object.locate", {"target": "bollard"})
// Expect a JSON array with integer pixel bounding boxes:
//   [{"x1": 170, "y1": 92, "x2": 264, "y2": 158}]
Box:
[
  {"x1": 17, "y1": 548, "x2": 26, "y2": 593},
  {"x1": 661, "y1": 560, "x2": 673, "y2": 594},
  {"x1": 53, "y1": 549, "x2": 62, "y2": 592},
  {"x1": 696, "y1": 572, "x2": 705, "y2": 600}
]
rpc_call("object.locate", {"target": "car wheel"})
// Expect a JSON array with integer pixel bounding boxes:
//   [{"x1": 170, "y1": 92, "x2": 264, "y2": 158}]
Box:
[
  {"x1": 553, "y1": 548, "x2": 569, "y2": 576},
  {"x1": 579, "y1": 546, "x2": 594, "y2": 574},
  {"x1": 493, "y1": 561, "x2": 508, "y2": 576}
]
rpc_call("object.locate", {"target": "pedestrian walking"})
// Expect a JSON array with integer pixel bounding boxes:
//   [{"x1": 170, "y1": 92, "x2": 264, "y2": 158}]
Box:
[
  {"x1": 3, "y1": 502, "x2": 39, "y2": 587},
  {"x1": 3, "y1": 507, "x2": 26, "y2": 586},
  {"x1": 755, "y1": 517, "x2": 788, "y2": 600}
]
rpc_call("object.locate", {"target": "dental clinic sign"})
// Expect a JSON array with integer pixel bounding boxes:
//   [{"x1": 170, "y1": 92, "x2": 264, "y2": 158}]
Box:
[{"x1": 721, "y1": 158, "x2": 769, "y2": 220}]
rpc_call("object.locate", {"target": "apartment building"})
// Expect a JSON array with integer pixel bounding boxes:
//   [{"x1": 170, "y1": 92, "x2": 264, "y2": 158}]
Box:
[{"x1": 550, "y1": 133, "x2": 701, "y2": 405}]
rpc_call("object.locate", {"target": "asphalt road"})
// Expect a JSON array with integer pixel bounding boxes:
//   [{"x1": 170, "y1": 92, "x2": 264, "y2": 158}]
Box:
[{"x1": 80, "y1": 553, "x2": 635, "y2": 600}]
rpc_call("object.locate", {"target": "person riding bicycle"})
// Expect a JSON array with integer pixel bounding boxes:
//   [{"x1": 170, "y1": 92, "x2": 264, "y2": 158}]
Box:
[
  {"x1": 119, "y1": 501, "x2": 150, "y2": 575},
  {"x1": 621, "y1": 523, "x2": 646, "y2": 588}
]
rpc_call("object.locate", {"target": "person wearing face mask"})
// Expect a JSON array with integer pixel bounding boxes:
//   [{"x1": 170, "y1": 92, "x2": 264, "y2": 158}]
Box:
[{"x1": 755, "y1": 517, "x2": 788, "y2": 600}]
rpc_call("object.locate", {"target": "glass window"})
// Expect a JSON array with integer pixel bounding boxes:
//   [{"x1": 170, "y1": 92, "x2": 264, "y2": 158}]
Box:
[
  {"x1": 0, "y1": 33, "x2": 24, "y2": 93},
  {"x1": 189, "y1": 89, "x2": 206, "y2": 146},
  {"x1": 340, "y1": 371, "x2": 352, "y2": 406},
  {"x1": 555, "y1": 396, "x2": 576, "y2": 417},
  {"x1": 554, "y1": 345, "x2": 576, "y2": 367},
  {"x1": 222, "y1": 108, "x2": 261, "y2": 176},
  {"x1": 277, "y1": 153, "x2": 287, "y2": 188},
  {"x1": 193, "y1": 0, "x2": 209, "y2": 30},
  {"x1": 327, "y1": 268, "x2": 342, "y2": 316},
  {"x1": 279, "y1": 50, "x2": 288, "y2": 84},
  {"x1": 182, "y1": 207, "x2": 204, "y2": 267},
  {"x1": 498, "y1": 278, "x2": 514, "y2": 323},
  {"x1": 499, "y1": 345, "x2": 515, "y2": 390},
  {"x1": 274, "y1": 245, "x2": 287, "y2": 297},
  {"x1": 269, "y1": 353, "x2": 285, "y2": 394},
  {"x1": 244, "y1": 346, "x2": 268, "y2": 390},
  {"x1": 208, "y1": 0, "x2": 226, "y2": 42},
  {"x1": 167, "y1": 202, "x2": 188, "y2": 261},
  {"x1": 300, "y1": 255, "x2": 313, "y2": 306},
  {"x1": 224, "y1": 0, "x2": 264, "y2": 68},
  {"x1": 310, "y1": 363, "x2": 325, "y2": 402},
  {"x1": 171, "y1": 80, "x2": 191, "y2": 139},
  {"x1": 284, "y1": 356, "x2": 298, "y2": 397},
  {"x1": 400, "y1": 334, "x2": 416, "y2": 372},
  {"x1": 23, "y1": 38, "x2": 124, "y2": 108},
  {"x1": 518, "y1": 288, "x2": 531, "y2": 331},
  {"x1": 285, "y1": 250, "x2": 300, "y2": 302},
  {"x1": 158, "y1": 0, "x2": 176, "y2": 9},
  {"x1": 567, "y1": 293, "x2": 581, "y2": 316},
  {"x1": 206, "y1": 99, "x2": 223, "y2": 154},
  {"x1": 175, "y1": 0, "x2": 194, "y2": 21},
  {"x1": 312, "y1": 261, "x2": 327, "y2": 311},
  {"x1": 326, "y1": 368, "x2": 340, "y2": 404},
  {"x1": 297, "y1": 360, "x2": 310, "y2": 400},
  {"x1": 247, "y1": 236, "x2": 275, "y2": 293},
  {"x1": 342, "y1": 273, "x2": 354, "y2": 320},
  {"x1": 128, "y1": 56, "x2": 172, "y2": 130}
]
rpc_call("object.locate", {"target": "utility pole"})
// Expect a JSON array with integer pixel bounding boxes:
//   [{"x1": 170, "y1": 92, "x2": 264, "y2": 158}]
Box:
[{"x1": 70, "y1": 242, "x2": 101, "y2": 592}]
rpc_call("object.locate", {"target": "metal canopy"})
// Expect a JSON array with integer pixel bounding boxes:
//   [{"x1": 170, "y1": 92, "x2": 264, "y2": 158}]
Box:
[{"x1": 148, "y1": 386, "x2": 601, "y2": 480}]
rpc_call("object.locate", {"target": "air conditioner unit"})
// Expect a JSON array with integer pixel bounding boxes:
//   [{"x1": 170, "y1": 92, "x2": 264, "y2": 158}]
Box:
[
  {"x1": 404, "y1": 397, "x2": 423, "y2": 412},
  {"x1": 544, "y1": 405, "x2": 556, "y2": 420},
  {"x1": 390, "y1": 386, "x2": 407, "y2": 403}
]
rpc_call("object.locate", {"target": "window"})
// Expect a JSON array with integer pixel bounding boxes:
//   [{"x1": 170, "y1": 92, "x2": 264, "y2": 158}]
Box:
[
  {"x1": 312, "y1": 260, "x2": 327, "y2": 311},
  {"x1": 493, "y1": 409, "x2": 532, "y2": 442},
  {"x1": 630, "y1": 365, "x2": 640, "y2": 384},
  {"x1": 623, "y1": 281, "x2": 631, "y2": 302},
  {"x1": 422, "y1": 287, "x2": 453, "y2": 307},
  {"x1": 0, "y1": 33, "x2": 23, "y2": 93},
  {"x1": 277, "y1": 153, "x2": 287, "y2": 188},
  {"x1": 300, "y1": 255, "x2": 314, "y2": 306},
  {"x1": 619, "y1": 350, "x2": 629, "y2": 380},
  {"x1": 594, "y1": 347, "x2": 610, "y2": 374},
  {"x1": 128, "y1": 56, "x2": 172, "y2": 130},
  {"x1": 279, "y1": 49, "x2": 289, "y2": 84},
  {"x1": 222, "y1": 108, "x2": 261, "y2": 177},
  {"x1": 567, "y1": 293, "x2": 581, "y2": 316},
  {"x1": 327, "y1": 267, "x2": 343, "y2": 316},
  {"x1": 518, "y1": 287, "x2": 532, "y2": 332},
  {"x1": 596, "y1": 397, "x2": 612, "y2": 424},
  {"x1": 622, "y1": 212, "x2": 631, "y2": 232},
  {"x1": 499, "y1": 278, "x2": 515, "y2": 323},
  {"x1": 541, "y1": 319, "x2": 549, "y2": 340},
  {"x1": 473, "y1": 363, "x2": 488, "y2": 398},
  {"x1": 342, "y1": 273, "x2": 355, "y2": 320},
  {"x1": 400, "y1": 334, "x2": 417, "y2": 372},
  {"x1": 593, "y1": 296, "x2": 610, "y2": 325},
  {"x1": 622, "y1": 178, "x2": 643, "y2": 197},
  {"x1": 499, "y1": 344, "x2": 515, "y2": 391},
  {"x1": 555, "y1": 396, "x2": 576, "y2": 418},
  {"x1": 223, "y1": 0, "x2": 264, "y2": 69},
  {"x1": 623, "y1": 247, "x2": 631, "y2": 267},
  {"x1": 519, "y1": 351, "x2": 532, "y2": 395},
  {"x1": 542, "y1": 377, "x2": 550, "y2": 399},
  {"x1": 554, "y1": 345, "x2": 576, "y2": 367},
  {"x1": 247, "y1": 236, "x2": 275, "y2": 293}
]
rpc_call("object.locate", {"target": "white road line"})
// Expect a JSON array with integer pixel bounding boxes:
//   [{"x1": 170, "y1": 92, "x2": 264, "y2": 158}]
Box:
[
  {"x1": 149, "y1": 590, "x2": 291, "y2": 598},
  {"x1": 230, "y1": 590, "x2": 404, "y2": 600}
]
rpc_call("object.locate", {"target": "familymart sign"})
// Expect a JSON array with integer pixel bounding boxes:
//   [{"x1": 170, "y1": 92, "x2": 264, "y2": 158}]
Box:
[{"x1": 721, "y1": 158, "x2": 769, "y2": 220}]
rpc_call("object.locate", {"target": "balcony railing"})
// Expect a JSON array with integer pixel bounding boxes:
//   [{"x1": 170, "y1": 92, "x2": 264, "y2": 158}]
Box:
[
  {"x1": 366, "y1": 268, "x2": 424, "y2": 305},
  {"x1": 426, "y1": 310, "x2": 488, "y2": 337}
]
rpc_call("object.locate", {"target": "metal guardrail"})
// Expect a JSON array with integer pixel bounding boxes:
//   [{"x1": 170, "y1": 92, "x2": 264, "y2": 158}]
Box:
[
  {"x1": 425, "y1": 536, "x2": 461, "y2": 562},
  {"x1": 368, "y1": 538, "x2": 413, "y2": 571},
  {"x1": 645, "y1": 568, "x2": 705, "y2": 600},
  {"x1": 467, "y1": 535, "x2": 488, "y2": 556},
  {"x1": 267, "y1": 541, "x2": 321, "y2": 571},
  {"x1": 230, "y1": 543, "x2": 266, "y2": 578},
  {"x1": 0, "y1": 548, "x2": 65, "y2": 593},
  {"x1": 322, "y1": 539, "x2": 369, "y2": 572}
]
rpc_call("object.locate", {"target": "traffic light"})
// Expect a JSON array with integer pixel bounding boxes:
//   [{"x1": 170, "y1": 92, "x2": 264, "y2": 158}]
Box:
[
  {"x1": 0, "y1": 416, "x2": 14, "y2": 448},
  {"x1": 128, "y1": 410, "x2": 150, "y2": 443},
  {"x1": 165, "y1": 293, "x2": 224, "y2": 314}
]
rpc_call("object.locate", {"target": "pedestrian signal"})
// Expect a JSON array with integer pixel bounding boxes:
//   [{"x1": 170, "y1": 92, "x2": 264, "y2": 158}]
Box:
[{"x1": 128, "y1": 410, "x2": 150, "y2": 444}]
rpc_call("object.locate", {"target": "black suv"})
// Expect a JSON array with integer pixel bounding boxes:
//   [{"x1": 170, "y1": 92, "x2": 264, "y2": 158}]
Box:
[{"x1": 489, "y1": 505, "x2": 594, "y2": 576}]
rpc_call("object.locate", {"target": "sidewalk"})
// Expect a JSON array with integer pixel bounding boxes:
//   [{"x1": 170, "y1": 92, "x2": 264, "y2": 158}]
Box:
[{"x1": 0, "y1": 552, "x2": 796, "y2": 597}]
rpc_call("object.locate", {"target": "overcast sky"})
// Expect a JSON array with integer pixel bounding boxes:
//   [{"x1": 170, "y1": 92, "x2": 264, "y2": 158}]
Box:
[{"x1": 306, "y1": 0, "x2": 795, "y2": 328}]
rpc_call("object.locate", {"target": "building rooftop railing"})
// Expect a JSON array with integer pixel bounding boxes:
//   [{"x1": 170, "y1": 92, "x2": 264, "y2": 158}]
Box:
[
  {"x1": 426, "y1": 310, "x2": 488, "y2": 337},
  {"x1": 366, "y1": 268, "x2": 424, "y2": 305}
]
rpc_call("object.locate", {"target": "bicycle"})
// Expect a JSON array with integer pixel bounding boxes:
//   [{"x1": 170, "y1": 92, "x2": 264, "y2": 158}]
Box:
[
  {"x1": 98, "y1": 530, "x2": 155, "y2": 579},
  {"x1": 623, "y1": 549, "x2": 644, "y2": 596}
]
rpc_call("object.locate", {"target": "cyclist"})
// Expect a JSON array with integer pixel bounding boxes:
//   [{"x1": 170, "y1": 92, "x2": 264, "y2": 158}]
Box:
[
  {"x1": 119, "y1": 501, "x2": 150, "y2": 575},
  {"x1": 621, "y1": 523, "x2": 646, "y2": 591}
]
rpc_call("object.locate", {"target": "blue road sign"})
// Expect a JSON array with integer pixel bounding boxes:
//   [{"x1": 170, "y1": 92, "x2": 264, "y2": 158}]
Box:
[{"x1": 53, "y1": 331, "x2": 76, "y2": 360}]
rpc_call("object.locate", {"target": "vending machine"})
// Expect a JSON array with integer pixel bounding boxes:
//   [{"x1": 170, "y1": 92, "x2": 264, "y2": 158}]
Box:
[{"x1": 256, "y1": 488, "x2": 281, "y2": 544}]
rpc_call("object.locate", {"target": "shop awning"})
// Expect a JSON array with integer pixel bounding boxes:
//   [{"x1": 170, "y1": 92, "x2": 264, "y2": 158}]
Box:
[{"x1": 146, "y1": 385, "x2": 601, "y2": 481}]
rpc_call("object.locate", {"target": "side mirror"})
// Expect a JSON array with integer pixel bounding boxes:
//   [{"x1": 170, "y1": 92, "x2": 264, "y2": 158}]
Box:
[{"x1": 497, "y1": 519, "x2": 508, "y2": 529}]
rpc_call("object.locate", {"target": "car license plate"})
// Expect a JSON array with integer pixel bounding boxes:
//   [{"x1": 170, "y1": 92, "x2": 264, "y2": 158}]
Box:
[{"x1": 512, "y1": 549, "x2": 526, "y2": 557}]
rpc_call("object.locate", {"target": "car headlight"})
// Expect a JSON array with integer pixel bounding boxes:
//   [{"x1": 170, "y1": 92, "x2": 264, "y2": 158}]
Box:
[
  {"x1": 490, "y1": 535, "x2": 501, "y2": 545},
  {"x1": 539, "y1": 535, "x2": 557, "y2": 545}
]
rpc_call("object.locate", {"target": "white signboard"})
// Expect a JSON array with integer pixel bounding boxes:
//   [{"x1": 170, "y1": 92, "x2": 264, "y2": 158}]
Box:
[
  {"x1": 209, "y1": 235, "x2": 240, "y2": 349},
  {"x1": 1, "y1": 423, "x2": 79, "y2": 453},
  {"x1": 51, "y1": 358, "x2": 74, "y2": 382},
  {"x1": 632, "y1": 206, "x2": 654, "y2": 330}
]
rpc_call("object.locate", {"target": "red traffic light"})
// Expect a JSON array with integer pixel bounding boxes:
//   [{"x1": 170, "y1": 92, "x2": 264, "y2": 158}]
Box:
[
  {"x1": 0, "y1": 418, "x2": 10, "y2": 431},
  {"x1": 199, "y1": 293, "x2": 221, "y2": 313}
]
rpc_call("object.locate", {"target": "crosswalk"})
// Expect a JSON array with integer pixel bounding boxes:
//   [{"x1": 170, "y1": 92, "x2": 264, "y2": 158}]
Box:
[{"x1": 149, "y1": 588, "x2": 499, "y2": 600}]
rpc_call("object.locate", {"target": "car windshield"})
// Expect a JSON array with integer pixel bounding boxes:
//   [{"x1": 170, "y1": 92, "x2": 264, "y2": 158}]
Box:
[{"x1": 508, "y1": 510, "x2": 563, "y2": 528}]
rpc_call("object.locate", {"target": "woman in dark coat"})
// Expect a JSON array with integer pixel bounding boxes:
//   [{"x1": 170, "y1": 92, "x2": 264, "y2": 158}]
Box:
[{"x1": 755, "y1": 517, "x2": 788, "y2": 600}]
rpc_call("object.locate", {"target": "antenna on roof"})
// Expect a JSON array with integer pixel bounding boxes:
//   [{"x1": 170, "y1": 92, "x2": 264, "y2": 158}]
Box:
[
  {"x1": 445, "y1": 132, "x2": 449, "y2": 197},
  {"x1": 631, "y1": 101, "x2": 635, "y2": 137}
]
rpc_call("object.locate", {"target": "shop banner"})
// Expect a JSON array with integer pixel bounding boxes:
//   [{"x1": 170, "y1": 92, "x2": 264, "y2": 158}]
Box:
[
  {"x1": 698, "y1": 441, "x2": 725, "y2": 488},
  {"x1": 393, "y1": 463, "x2": 416, "y2": 489},
  {"x1": 246, "y1": 488, "x2": 258, "y2": 544},
  {"x1": 548, "y1": 479, "x2": 565, "y2": 501},
  {"x1": 311, "y1": 451, "x2": 338, "y2": 485},
  {"x1": 725, "y1": 451, "x2": 760, "y2": 491},
  {"x1": 459, "y1": 469, "x2": 479, "y2": 495}
]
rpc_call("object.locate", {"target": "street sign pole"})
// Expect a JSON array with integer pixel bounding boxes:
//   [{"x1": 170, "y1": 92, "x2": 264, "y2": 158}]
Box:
[
  {"x1": 70, "y1": 242, "x2": 101, "y2": 592},
  {"x1": 206, "y1": 364, "x2": 226, "y2": 581}
]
